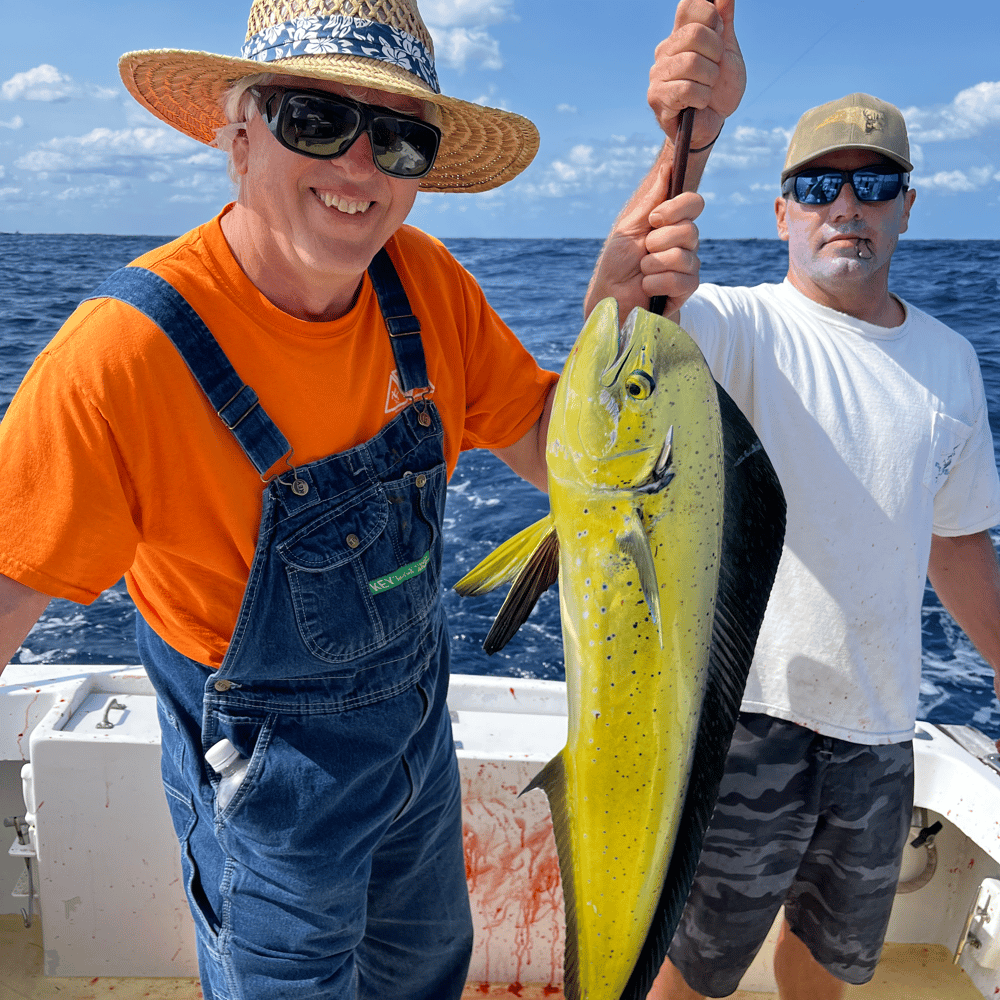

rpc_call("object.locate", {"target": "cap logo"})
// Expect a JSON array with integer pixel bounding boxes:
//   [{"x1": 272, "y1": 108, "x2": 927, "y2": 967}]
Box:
[
  {"x1": 816, "y1": 106, "x2": 885, "y2": 134},
  {"x1": 241, "y1": 14, "x2": 440, "y2": 93}
]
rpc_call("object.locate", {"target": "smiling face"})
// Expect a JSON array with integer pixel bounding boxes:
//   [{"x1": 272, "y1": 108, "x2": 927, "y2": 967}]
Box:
[
  {"x1": 225, "y1": 76, "x2": 426, "y2": 321},
  {"x1": 775, "y1": 149, "x2": 917, "y2": 323}
]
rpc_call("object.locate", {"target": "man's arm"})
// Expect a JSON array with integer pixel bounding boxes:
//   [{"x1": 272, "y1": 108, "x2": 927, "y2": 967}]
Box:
[
  {"x1": 585, "y1": 0, "x2": 745, "y2": 322},
  {"x1": 926, "y1": 530, "x2": 1000, "y2": 709},
  {"x1": 490, "y1": 383, "x2": 557, "y2": 493},
  {"x1": 0, "y1": 573, "x2": 51, "y2": 677}
]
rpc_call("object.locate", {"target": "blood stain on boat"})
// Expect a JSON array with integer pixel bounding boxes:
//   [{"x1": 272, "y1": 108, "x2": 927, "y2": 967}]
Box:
[{"x1": 463, "y1": 764, "x2": 564, "y2": 987}]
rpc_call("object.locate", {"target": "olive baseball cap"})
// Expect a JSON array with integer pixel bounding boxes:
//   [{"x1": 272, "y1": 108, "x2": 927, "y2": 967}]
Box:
[{"x1": 781, "y1": 93, "x2": 913, "y2": 182}]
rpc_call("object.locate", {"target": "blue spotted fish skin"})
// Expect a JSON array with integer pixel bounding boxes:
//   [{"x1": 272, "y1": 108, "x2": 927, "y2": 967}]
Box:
[{"x1": 544, "y1": 300, "x2": 724, "y2": 999}]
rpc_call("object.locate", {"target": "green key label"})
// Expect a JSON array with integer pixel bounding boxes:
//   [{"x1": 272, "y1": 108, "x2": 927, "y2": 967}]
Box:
[{"x1": 368, "y1": 551, "x2": 431, "y2": 595}]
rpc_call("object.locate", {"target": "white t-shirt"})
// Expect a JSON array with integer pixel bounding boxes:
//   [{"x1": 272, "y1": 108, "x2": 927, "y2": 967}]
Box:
[{"x1": 680, "y1": 280, "x2": 1000, "y2": 744}]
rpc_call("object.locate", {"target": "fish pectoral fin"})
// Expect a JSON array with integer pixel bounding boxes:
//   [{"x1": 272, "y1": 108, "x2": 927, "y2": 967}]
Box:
[
  {"x1": 453, "y1": 514, "x2": 555, "y2": 596},
  {"x1": 482, "y1": 526, "x2": 560, "y2": 655},
  {"x1": 617, "y1": 521, "x2": 663, "y2": 645}
]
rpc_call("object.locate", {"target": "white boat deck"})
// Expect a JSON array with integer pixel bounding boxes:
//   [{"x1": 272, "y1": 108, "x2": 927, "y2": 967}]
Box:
[
  {"x1": 5, "y1": 667, "x2": 1000, "y2": 999},
  {"x1": 0, "y1": 914, "x2": 984, "y2": 999}
]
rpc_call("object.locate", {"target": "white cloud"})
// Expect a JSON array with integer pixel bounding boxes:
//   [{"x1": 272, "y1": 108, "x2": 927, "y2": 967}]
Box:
[
  {"x1": 465, "y1": 84, "x2": 510, "y2": 110},
  {"x1": 0, "y1": 115, "x2": 23, "y2": 129},
  {"x1": 2, "y1": 64, "x2": 117, "y2": 102},
  {"x1": 8, "y1": 125, "x2": 231, "y2": 210},
  {"x1": 424, "y1": 0, "x2": 514, "y2": 72},
  {"x1": 184, "y1": 152, "x2": 223, "y2": 168},
  {"x1": 708, "y1": 125, "x2": 791, "y2": 172},
  {"x1": 431, "y1": 27, "x2": 503, "y2": 71},
  {"x1": 54, "y1": 179, "x2": 126, "y2": 201},
  {"x1": 3, "y1": 65, "x2": 77, "y2": 102},
  {"x1": 914, "y1": 166, "x2": 999, "y2": 193},
  {"x1": 518, "y1": 135, "x2": 661, "y2": 199},
  {"x1": 421, "y1": 0, "x2": 514, "y2": 28},
  {"x1": 557, "y1": 104, "x2": 578, "y2": 114},
  {"x1": 16, "y1": 126, "x2": 209, "y2": 177},
  {"x1": 166, "y1": 170, "x2": 231, "y2": 202},
  {"x1": 904, "y1": 81, "x2": 1000, "y2": 142}
]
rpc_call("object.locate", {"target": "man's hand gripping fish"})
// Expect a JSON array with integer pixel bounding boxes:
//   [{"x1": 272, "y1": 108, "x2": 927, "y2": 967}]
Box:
[{"x1": 455, "y1": 298, "x2": 786, "y2": 1000}]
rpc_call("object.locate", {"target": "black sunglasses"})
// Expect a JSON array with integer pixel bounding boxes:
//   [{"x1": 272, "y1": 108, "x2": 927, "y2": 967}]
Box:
[
  {"x1": 249, "y1": 86, "x2": 441, "y2": 179},
  {"x1": 782, "y1": 166, "x2": 909, "y2": 205}
]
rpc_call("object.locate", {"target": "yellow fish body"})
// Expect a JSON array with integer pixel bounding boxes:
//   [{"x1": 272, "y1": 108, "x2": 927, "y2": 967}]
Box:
[{"x1": 456, "y1": 299, "x2": 785, "y2": 999}]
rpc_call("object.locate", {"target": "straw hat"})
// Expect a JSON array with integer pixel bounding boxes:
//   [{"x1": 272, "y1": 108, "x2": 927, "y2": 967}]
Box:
[{"x1": 119, "y1": 0, "x2": 539, "y2": 193}]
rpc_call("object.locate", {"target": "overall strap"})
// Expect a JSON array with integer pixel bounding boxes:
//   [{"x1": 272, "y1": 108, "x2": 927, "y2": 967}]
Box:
[
  {"x1": 86, "y1": 251, "x2": 431, "y2": 474},
  {"x1": 86, "y1": 267, "x2": 291, "y2": 478},
  {"x1": 367, "y1": 247, "x2": 430, "y2": 395}
]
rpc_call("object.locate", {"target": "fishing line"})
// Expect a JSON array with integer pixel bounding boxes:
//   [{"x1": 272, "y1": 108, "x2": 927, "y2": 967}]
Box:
[{"x1": 744, "y1": 1, "x2": 867, "y2": 108}]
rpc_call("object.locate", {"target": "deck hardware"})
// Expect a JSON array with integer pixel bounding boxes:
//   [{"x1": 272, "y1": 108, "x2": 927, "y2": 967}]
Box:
[
  {"x1": 4, "y1": 815, "x2": 29, "y2": 845},
  {"x1": 96, "y1": 699, "x2": 127, "y2": 729},
  {"x1": 955, "y1": 879, "x2": 1000, "y2": 967},
  {"x1": 955, "y1": 900, "x2": 986, "y2": 965},
  {"x1": 910, "y1": 821, "x2": 942, "y2": 850},
  {"x1": 4, "y1": 816, "x2": 34, "y2": 928},
  {"x1": 897, "y1": 812, "x2": 942, "y2": 895}
]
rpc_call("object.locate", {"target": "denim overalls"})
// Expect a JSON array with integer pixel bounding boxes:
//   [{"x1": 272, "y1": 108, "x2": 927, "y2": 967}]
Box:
[{"x1": 89, "y1": 253, "x2": 473, "y2": 1000}]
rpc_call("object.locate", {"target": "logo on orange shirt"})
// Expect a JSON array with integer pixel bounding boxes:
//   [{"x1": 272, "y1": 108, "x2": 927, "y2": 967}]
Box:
[{"x1": 385, "y1": 370, "x2": 436, "y2": 414}]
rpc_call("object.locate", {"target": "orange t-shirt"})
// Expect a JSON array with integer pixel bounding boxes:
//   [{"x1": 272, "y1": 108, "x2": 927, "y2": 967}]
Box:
[{"x1": 0, "y1": 208, "x2": 557, "y2": 667}]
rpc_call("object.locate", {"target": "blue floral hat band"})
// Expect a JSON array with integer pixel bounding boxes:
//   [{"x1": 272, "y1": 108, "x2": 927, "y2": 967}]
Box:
[
  {"x1": 241, "y1": 15, "x2": 440, "y2": 94},
  {"x1": 117, "y1": 0, "x2": 538, "y2": 193}
]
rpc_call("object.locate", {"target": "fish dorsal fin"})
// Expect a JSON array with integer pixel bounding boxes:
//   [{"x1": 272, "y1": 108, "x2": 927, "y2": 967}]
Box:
[
  {"x1": 617, "y1": 518, "x2": 662, "y2": 645},
  {"x1": 481, "y1": 526, "x2": 560, "y2": 654},
  {"x1": 621, "y1": 381, "x2": 787, "y2": 1000},
  {"x1": 453, "y1": 514, "x2": 554, "y2": 596}
]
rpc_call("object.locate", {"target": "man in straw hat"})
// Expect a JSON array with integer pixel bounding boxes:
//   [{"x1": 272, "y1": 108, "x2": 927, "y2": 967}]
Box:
[
  {"x1": 589, "y1": 1, "x2": 1000, "y2": 998},
  {"x1": 0, "y1": 1, "x2": 562, "y2": 997}
]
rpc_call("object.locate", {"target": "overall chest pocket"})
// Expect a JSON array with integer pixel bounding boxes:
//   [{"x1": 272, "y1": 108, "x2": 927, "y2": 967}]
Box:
[{"x1": 278, "y1": 464, "x2": 446, "y2": 662}]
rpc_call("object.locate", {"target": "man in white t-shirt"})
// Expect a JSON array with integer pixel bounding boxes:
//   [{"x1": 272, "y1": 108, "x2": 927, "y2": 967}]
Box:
[{"x1": 587, "y1": 1, "x2": 1000, "y2": 998}]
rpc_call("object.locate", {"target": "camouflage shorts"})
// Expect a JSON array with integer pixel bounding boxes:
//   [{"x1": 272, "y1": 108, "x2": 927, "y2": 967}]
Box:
[{"x1": 667, "y1": 712, "x2": 914, "y2": 997}]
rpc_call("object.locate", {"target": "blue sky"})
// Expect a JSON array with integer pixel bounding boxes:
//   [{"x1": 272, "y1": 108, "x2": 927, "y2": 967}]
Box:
[{"x1": 2, "y1": 0, "x2": 999, "y2": 239}]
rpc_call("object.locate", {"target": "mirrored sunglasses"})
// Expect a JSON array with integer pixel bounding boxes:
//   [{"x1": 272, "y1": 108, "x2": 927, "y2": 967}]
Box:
[
  {"x1": 249, "y1": 86, "x2": 442, "y2": 179},
  {"x1": 782, "y1": 167, "x2": 909, "y2": 205}
]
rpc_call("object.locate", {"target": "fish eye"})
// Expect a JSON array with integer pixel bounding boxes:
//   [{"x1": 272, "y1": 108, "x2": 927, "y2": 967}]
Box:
[{"x1": 625, "y1": 370, "x2": 655, "y2": 399}]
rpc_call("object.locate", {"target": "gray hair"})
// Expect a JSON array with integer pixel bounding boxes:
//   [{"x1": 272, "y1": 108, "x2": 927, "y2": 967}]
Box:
[{"x1": 217, "y1": 73, "x2": 279, "y2": 185}]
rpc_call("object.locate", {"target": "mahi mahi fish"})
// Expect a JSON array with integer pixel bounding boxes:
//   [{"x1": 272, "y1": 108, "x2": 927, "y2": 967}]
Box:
[{"x1": 455, "y1": 298, "x2": 786, "y2": 1000}]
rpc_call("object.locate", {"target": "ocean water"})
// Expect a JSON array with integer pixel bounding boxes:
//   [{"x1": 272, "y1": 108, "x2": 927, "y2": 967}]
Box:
[{"x1": 1, "y1": 233, "x2": 999, "y2": 738}]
